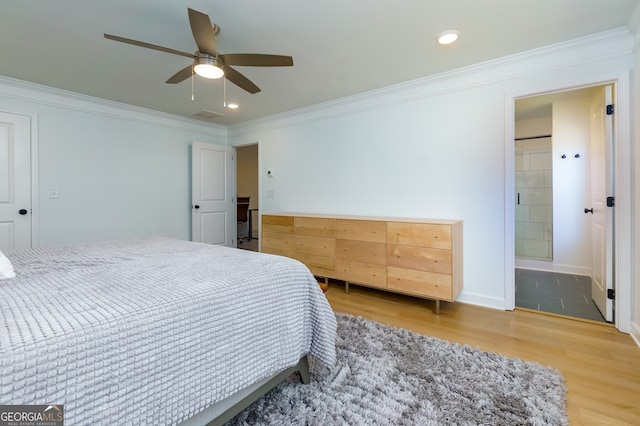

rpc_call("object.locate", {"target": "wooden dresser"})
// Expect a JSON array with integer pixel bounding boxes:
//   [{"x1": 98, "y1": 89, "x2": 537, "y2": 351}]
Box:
[{"x1": 262, "y1": 214, "x2": 462, "y2": 314}]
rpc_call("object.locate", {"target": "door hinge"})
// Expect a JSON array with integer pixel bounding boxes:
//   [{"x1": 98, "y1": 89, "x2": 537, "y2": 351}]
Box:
[
  {"x1": 606, "y1": 196, "x2": 615, "y2": 207},
  {"x1": 606, "y1": 104, "x2": 614, "y2": 115},
  {"x1": 607, "y1": 289, "x2": 615, "y2": 300}
]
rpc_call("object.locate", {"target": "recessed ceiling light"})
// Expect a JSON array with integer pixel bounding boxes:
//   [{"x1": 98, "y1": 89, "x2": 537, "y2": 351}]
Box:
[
  {"x1": 226, "y1": 103, "x2": 239, "y2": 109},
  {"x1": 436, "y1": 30, "x2": 459, "y2": 45}
]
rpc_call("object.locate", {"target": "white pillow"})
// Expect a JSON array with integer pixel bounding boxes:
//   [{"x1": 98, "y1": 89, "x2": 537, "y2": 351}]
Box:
[{"x1": 0, "y1": 250, "x2": 16, "y2": 279}]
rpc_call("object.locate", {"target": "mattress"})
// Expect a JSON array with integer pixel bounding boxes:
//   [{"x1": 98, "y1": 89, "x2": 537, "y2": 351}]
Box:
[{"x1": 0, "y1": 237, "x2": 337, "y2": 425}]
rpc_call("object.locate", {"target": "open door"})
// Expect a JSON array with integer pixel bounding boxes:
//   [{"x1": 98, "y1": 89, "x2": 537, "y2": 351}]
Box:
[
  {"x1": 589, "y1": 85, "x2": 614, "y2": 322},
  {"x1": 191, "y1": 141, "x2": 235, "y2": 246}
]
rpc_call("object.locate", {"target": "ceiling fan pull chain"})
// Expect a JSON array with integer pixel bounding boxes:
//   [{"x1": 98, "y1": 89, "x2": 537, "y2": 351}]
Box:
[
  {"x1": 223, "y1": 76, "x2": 227, "y2": 108},
  {"x1": 191, "y1": 64, "x2": 195, "y2": 101}
]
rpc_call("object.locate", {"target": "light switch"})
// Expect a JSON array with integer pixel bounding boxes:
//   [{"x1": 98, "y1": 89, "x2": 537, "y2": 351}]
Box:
[
  {"x1": 266, "y1": 190, "x2": 275, "y2": 198},
  {"x1": 49, "y1": 187, "x2": 59, "y2": 199}
]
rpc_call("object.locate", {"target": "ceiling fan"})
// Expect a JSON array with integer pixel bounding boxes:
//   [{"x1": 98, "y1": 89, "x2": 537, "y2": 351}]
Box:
[{"x1": 104, "y1": 8, "x2": 293, "y2": 94}]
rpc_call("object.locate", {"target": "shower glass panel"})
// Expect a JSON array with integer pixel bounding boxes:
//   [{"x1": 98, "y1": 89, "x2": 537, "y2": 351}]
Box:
[{"x1": 515, "y1": 137, "x2": 552, "y2": 261}]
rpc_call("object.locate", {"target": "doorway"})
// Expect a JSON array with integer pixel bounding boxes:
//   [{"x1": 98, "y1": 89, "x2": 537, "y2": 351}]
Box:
[
  {"x1": 513, "y1": 85, "x2": 613, "y2": 323},
  {"x1": 236, "y1": 143, "x2": 259, "y2": 252}
]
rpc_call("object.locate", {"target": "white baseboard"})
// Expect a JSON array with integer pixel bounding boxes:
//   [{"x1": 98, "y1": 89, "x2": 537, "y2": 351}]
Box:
[
  {"x1": 515, "y1": 259, "x2": 591, "y2": 276},
  {"x1": 631, "y1": 321, "x2": 640, "y2": 348},
  {"x1": 457, "y1": 291, "x2": 506, "y2": 311}
]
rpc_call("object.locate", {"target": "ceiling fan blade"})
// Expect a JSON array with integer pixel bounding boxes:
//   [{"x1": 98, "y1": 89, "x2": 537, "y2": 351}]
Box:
[
  {"x1": 104, "y1": 33, "x2": 194, "y2": 59},
  {"x1": 219, "y1": 54, "x2": 293, "y2": 67},
  {"x1": 188, "y1": 8, "x2": 217, "y2": 56},
  {"x1": 166, "y1": 65, "x2": 194, "y2": 84},
  {"x1": 224, "y1": 66, "x2": 260, "y2": 94}
]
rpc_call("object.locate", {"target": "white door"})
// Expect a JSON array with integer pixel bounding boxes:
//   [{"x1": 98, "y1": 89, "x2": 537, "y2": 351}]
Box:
[
  {"x1": 589, "y1": 85, "x2": 614, "y2": 322},
  {"x1": 191, "y1": 141, "x2": 235, "y2": 246},
  {"x1": 0, "y1": 112, "x2": 31, "y2": 252}
]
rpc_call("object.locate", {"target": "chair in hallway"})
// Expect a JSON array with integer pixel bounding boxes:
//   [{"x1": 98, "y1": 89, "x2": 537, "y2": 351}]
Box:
[{"x1": 237, "y1": 197, "x2": 250, "y2": 242}]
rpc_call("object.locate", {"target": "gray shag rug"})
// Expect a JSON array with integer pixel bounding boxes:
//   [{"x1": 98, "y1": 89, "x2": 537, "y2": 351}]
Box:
[{"x1": 228, "y1": 314, "x2": 568, "y2": 425}]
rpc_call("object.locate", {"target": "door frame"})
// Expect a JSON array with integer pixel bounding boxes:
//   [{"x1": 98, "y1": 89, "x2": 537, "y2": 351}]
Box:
[
  {"x1": 232, "y1": 139, "x2": 261, "y2": 246},
  {"x1": 29, "y1": 113, "x2": 39, "y2": 248},
  {"x1": 504, "y1": 71, "x2": 632, "y2": 334},
  {"x1": 0, "y1": 111, "x2": 39, "y2": 249}
]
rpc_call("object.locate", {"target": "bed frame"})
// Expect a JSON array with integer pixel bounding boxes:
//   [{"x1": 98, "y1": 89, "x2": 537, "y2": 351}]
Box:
[{"x1": 179, "y1": 356, "x2": 310, "y2": 425}]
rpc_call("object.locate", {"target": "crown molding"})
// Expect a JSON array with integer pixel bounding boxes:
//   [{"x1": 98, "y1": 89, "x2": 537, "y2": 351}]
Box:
[
  {"x1": 229, "y1": 27, "x2": 634, "y2": 139},
  {"x1": 629, "y1": 2, "x2": 640, "y2": 51},
  {"x1": 0, "y1": 76, "x2": 227, "y2": 138}
]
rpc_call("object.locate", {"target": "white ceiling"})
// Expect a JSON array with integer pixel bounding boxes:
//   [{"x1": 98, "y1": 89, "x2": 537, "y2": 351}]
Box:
[
  {"x1": 1, "y1": 0, "x2": 637, "y2": 126},
  {"x1": 515, "y1": 86, "x2": 600, "y2": 121}
]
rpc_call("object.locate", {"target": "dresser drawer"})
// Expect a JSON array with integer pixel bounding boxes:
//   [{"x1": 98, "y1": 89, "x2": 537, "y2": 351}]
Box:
[
  {"x1": 336, "y1": 219, "x2": 386, "y2": 243},
  {"x1": 294, "y1": 235, "x2": 335, "y2": 257},
  {"x1": 262, "y1": 215, "x2": 294, "y2": 234},
  {"x1": 336, "y1": 259, "x2": 386, "y2": 288},
  {"x1": 261, "y1": 231, "x2": 294, "y2": 255},
  {"x1": 336, "y1": 239, "x2": 386, "y2": 264},
  {"x1": 261, "y1": 214, "x2": 462, "y2": 312},
  {"x1": 387, "y1": 266, "x2": 452, "y2": 299},
  {"x1": 294, "y1": 253, "x2": 335, "y2": 277},
  {"x1": 294, "y1": 217, "x2": 336, "y2": 237},
  {"x1": 387, "y1": 244, "x2": 452, "y2": 274},
  {"x1": 387, "y1": 222, "x2": 452, "y2": 249}
]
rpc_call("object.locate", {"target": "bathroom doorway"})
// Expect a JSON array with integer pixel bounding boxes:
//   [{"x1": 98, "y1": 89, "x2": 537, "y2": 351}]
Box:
[{"x1": 514, "y1": 84, "x2": 614, "y2": 323}]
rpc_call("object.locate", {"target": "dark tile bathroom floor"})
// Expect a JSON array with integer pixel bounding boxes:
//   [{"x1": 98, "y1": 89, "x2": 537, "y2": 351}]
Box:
[{"x1": 515, "y1": 268, "x2": 607, "y2": 323}]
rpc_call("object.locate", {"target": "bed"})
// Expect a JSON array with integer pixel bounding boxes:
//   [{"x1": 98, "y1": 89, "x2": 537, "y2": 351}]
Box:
[{"x1": 0, "y1": 237, "x2": 337, "y2": 425}]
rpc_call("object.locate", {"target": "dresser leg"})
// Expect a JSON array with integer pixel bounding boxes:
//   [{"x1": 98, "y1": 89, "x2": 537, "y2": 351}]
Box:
[
  {"x1": 435, "y1": 300, "x2": 440, "y2": 315},
  {"x1": 345, "y1": 281, "x2": 350, "y2": 294}
]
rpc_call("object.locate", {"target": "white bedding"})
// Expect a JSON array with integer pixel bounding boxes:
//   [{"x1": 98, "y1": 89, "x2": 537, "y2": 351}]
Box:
[
  {"x1": 0, "y1": 237, "x2": 337, "y2": 425},
  {"x1": 0, "y1": 250, "x2": 15, "y2": 279}
]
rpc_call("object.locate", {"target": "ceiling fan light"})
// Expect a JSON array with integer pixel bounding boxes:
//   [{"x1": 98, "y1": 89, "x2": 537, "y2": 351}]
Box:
[
  {"x1": 437, "y1": 30, "x2": 459, "y2": 45},
  {"x1": 194, "y1": 55, "x2": 224, "y2": 79}
]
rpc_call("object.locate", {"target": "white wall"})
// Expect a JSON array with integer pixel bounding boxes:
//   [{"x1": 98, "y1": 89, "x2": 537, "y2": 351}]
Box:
[
  {"x1": 0, "y1": 78, "x2": 227, "y2": 246},
  {"x1": 551, "y1": 97, "x2": 592, "y2": 274},
  {"x1": 229, "y1": 29, "x2": 635, "y2": 311}
]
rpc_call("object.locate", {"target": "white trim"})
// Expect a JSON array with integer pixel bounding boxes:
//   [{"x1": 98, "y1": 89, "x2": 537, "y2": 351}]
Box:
[
  {"x1": 631, "y1": 321, "x2": 640, "y2": 348},
  {"x1": 504, "y1": 71, "x2": 632, "y2": 334},
  {"x1": 612, "y1": 72, "x2": 632, "y2": 334},
  {"x1": 514, "y1": 259, "x2": 591, "y2": 277},
  {"x1": 504, "y1": 96, "x2": 516, "y2": 311},
  {"x1": 457, "y1": 291, "x2": 505, "y2": 311},
  {"x1": 0, "y1": 76, "x2": 227, "y2": 139},
  {"x1": 30, "y1": 113, "x2": 39, "y2": 248},
  {"x1": 229, "y1": 28, "x2": 633, "y2": 138}
]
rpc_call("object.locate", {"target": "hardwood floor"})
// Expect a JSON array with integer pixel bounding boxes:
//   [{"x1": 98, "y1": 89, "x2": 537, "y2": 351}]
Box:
[{"x1": 325, "y1": 282, "x2": 640, "y2": 426}]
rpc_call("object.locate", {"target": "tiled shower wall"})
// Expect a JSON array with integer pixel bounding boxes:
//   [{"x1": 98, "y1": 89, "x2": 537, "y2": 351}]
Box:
[{"x1": 515, "y1": 137, "x2": 552, "y2": 260}]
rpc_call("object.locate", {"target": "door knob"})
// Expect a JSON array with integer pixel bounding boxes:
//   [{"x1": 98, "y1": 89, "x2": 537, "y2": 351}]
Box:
[
  {"x1": 194, "y1": 205, "x2": 200, "y2": 210},
  {"x1": 18, "y1": 209, "x2": 28, "y2": 215},
  {"x1": 584, "y1": 208, "x2": 594, "y2": 214}
]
